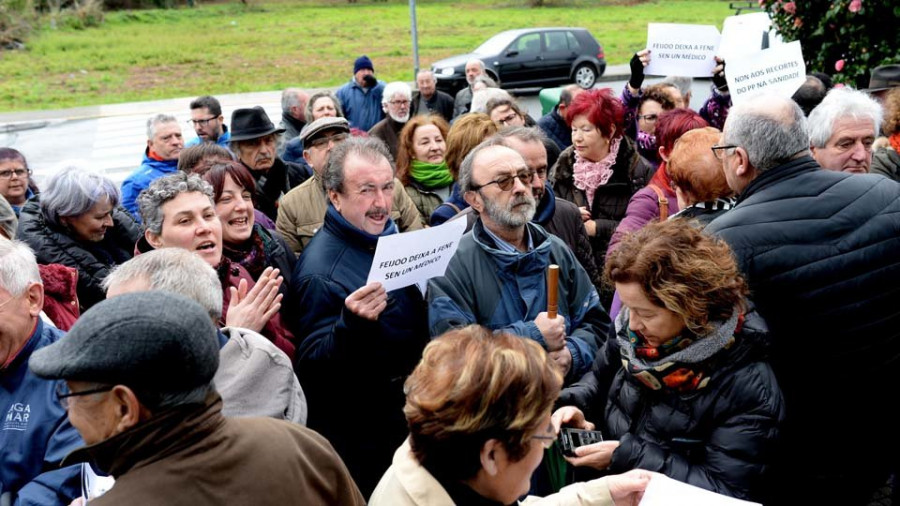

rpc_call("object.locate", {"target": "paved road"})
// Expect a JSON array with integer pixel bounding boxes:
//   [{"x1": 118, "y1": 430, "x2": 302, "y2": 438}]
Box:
[{"x1": 0, "y1": 75, "x2": 712, "y2": 187}]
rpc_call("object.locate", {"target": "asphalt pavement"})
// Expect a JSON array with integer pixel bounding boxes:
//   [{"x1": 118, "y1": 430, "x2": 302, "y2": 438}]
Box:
[{"x1": 0, "y1": 65, "x2": 713, "y2": 187}]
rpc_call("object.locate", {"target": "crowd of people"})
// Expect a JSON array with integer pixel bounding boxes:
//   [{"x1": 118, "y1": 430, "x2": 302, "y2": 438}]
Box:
[{"x1": 1, "y1": 48, "x2": 899, "y2": 506}]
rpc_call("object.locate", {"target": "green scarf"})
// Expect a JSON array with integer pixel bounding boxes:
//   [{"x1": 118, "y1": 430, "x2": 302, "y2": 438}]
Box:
[{"x1": 409, "y1": 160, "x2": 454, "y2": 189}]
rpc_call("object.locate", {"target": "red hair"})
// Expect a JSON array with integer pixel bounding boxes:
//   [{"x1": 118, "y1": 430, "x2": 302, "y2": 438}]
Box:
[
  {"x1": 565, "y1": 88, "x2": 624, "y2": 140},
  {"x1": 656, "y1": 109, "x2": 709, "y2": 155}
]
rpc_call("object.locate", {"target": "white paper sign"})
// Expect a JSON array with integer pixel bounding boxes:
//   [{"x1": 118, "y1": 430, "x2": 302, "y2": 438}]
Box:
[
  {"x1": 366, "y1": 218, "x2": 467, "y2": 293},
  {"x1": 725, "y1": 40, "x2": 806, "y2": 105},
  {"x1": 639, "y1": 474, "x2": 761, "y2": 506},
  {"x1": 81, "y1": 463, "x2": 115, "y2": 502},
  {"x1": 644, "y1": 24, "x2": 721, "y2": 77},
  {"x1": 718, "y1": 12, "x2": 773, "y2": 59}
]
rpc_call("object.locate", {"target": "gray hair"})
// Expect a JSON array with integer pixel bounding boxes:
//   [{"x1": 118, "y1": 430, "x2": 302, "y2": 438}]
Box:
[
  {"x1": 0, "y1": 238, "x2": 41, "y2": 296},
  {"x1": 807, "y1": 87, "x2": 882, "y2": 148},
  {"x1": 147, "y1": 113, "x2": 179, "y2": 140},
  {"x1": 137, "y1": 172, "x2": 214, "y2": 235},
  {"x1": 416, "y1": 70, "x2": 435, "y2": 83},
  {"x1": 0, "y1": 197, "x2": 17, "y2": 240},
  {"x1": 305, "y1": 91, "x2": 345, "y2": 120},
  {"x1": 472, "y1": 74, "x2": 498, "y2": 89},
  {"x1": 471, "y1": 88, "x2": 510, "y2": 115},
  {"x1": 723, "y1": 95, "x2": 809, "y2": 172},
  {"x1": 103, "y1": 248, "x2": 223, "y2": 322},
  {"x1": 40, "y1": 165, "x2": 120, "y2": 228},
  {"x1": 493, "y1": 126, "x2": 548, "y2": 146},
  {"x1": 322, "y1": 136, "x2": 394, "y2": 194},
  {"x1": 281, "y1": 88, "x2": 307, "y2": 114},
  {"x1": 466, "y1": 58, "x2": 486, "y2": 72},
  {"x1": 458, "y1": 137, "x2": 511, "y2": 193},
  {"x1": 662, "y1": 76, "x2": 692, "y2": 96},
  {"x1": 382, "y1": 82, "x2": 412, "y2": 106}
]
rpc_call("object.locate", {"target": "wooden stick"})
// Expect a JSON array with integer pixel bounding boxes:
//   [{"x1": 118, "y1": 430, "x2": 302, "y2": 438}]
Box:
[{"x1": 547, "y1": 264, "x2": 560, "y2": 319}]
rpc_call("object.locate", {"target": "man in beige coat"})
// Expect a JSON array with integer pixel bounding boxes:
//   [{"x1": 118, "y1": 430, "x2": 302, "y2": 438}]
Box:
[{"x1": 275, "y1": 117, "x2": 424, "y2": 256}]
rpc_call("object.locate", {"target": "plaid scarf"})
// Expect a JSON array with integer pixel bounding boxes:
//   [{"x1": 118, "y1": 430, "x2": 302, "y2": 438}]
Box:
[{"x1": 615, "y1": 308, "x2": 743, "y2": 393}]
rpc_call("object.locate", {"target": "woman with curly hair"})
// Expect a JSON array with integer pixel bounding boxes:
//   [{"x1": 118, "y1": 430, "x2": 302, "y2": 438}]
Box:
[
  {"x1": 871, "y1": 86, "x2": 900, "y2": 181},
  {"x1": 554, "y1": 219, "x2": 784, "y2": 502}
]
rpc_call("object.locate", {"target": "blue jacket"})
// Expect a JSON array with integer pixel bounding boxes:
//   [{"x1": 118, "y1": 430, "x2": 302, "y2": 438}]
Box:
[
  {"x1": 335, "y1": 79, "x2": 386, "y2": 132},
  {"x1": 184, "y1": 125, "x2": 231, "y2": 148},
  {"x1": 288, "y1": 204, "x2": 429, "y2": 495},
  {"x1": 428, "y1": 183, "x2": 468, "y2": 226},
  {"x1": 120, "y1": 151, "x2": 179, "y2": 221},
  {"x1": 1, "y1": 319, "x2": 82, "y2": 506},
  {"x1": 537, "y1": 107, "x2": 572, "y2": 151},
  {"x1": 428, "y1": 219, "x2": 609, "y2": 383}
]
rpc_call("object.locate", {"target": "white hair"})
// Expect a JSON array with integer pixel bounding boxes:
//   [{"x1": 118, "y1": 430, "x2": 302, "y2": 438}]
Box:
[
  {"x1": 103, "y1": 248, "x2": 223, "y2": 322},
  {"x1": 0, "y1": 238, "x2": 42, "y2": 296},
  {"x1": 382, "y1": 82, "x2": 413, "y2": 106},
  {"x1": 40, "y1": 165, "x2": 121, "y2": 228},
  {"x1": 471, "y1": 88, "x2": 512, "y2": 114},
  {"x1": 808, "y1": 87, "x2": 883, "y2": 148},
  {"x1": 147, "y1": 113, "x2": 179, "y2": 140}
]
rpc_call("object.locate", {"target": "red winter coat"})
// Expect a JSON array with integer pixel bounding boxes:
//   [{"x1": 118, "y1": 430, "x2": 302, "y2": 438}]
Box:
[{"x1": 38, "y1": 263, "x2": 80, "y2": 331}]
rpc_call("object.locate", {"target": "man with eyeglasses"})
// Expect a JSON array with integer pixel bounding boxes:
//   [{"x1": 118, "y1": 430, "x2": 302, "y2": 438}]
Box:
[
  {"x1": 0, "y1": 239, "x2": 82, "y2": 506},
  {"x1": 288, "y1": 136, "x2": 429, "y2": 497},
  {"x1": 28, "y1": 290, "x2": 365, "y2": 506},
  {"x1": 0, "y1": 148, "x2": 35, "y2": 217},
  {"x1": 121, "y1": 113, "x2": 184, "y2": 220},
  {"x1": 428, "y1": 140, "x2": 608, "y2": 385},
  {"x1": 184, "y1": 95, "x2": 230, "y2": 148},
  {"x1": 705, "y1": 93, "x2": 900, "y2": 506},
  {"x1": 276, "y1": 117, "x2": 424, "y2": 256},
  {"x1": 368, "y1": 82, "x2": 412, "y2": 159},
  {"x1": 228, "y1": 106, "x2": 312, "y2": 221}
]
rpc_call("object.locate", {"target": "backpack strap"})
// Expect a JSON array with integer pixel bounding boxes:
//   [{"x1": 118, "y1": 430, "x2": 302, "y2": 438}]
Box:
[{"x1": 647, "y1": 184, "x2": 669, "y2": 221}]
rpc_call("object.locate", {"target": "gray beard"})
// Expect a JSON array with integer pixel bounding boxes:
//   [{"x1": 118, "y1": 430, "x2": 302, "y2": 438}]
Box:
[{"x1": 482, "y1": 192, "x2": 536, "y2": 228}]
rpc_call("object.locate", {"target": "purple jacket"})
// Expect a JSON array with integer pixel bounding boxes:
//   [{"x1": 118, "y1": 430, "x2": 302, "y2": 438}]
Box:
[{"x1": 606, "y1": 184, "x2": 678, "y2": 259}]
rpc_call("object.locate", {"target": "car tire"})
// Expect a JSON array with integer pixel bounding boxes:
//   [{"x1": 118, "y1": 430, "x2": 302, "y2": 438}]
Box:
[{"x1": 574, "y1": 64, "x2": 598, "y2": 89}]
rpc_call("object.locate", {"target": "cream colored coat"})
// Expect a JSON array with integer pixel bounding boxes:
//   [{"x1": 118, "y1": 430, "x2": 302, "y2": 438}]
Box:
[{"x1": 369, "y1": 439, "x2": 616, "y2": 506}]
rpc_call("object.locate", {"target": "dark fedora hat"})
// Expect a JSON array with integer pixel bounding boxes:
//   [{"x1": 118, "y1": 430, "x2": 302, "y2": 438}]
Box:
[
  {"x1": 230, "y1": 106, "x2": 285, "y2": 142},
  {"x1": 863, "y1": 65, "x2": 900, "y2": 93}
]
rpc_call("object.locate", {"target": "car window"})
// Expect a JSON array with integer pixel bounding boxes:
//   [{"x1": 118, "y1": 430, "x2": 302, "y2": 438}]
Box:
[
  {"x1": 511, "y1": 33, "x2": 541, "y2": 56},
  {"x1": 475, "y1": 32, "x2": 519, "y2": 55},
  {"x1": 545, "y1": 32, "x2": 568, "y2": 52},
  {"x1": 566, "y1": 31, "x2": 582, "y2": 51}
]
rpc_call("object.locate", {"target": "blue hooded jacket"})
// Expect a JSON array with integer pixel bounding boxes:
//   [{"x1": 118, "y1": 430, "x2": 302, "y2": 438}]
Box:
[
  {"x1": 120, "y1": 152, "x2": 179, "y2": 221},
  {"x1": 1, "y1": 319, "x2": 82, "y2": 506}
]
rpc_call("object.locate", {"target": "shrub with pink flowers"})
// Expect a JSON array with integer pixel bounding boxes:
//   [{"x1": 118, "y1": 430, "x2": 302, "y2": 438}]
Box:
[{"x1": 759, "y1": 0, "x2": 899, "y2": 88}]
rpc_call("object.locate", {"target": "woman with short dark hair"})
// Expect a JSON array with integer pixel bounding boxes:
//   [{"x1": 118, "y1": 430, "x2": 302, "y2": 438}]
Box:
[
  {"x1": 555, "y1": 219, "x2": 784, "y2": 502},
  {"x1": 370, "y1": 325, "x2": 655, "y2": 505}
]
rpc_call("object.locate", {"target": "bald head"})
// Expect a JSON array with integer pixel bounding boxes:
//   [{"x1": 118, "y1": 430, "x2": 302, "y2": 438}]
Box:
[{"x1": 416, "y1": 70, "x2": 437, "y2": 99}]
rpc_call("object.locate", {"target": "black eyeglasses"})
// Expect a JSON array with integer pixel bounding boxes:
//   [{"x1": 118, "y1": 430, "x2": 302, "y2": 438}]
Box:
[
  {"x1": 188, "y1": 116, "x2": 218, "y2": 126},
  {"x1": 0, "y1": 168, "x2": 31, "y2": 179},
  {"x1": 308, "y1": 133, "x2": 349, "y2": 149},
  {"x1": 711, "y1": 144, "x2": 738, "y2": 160},
  {"x1": 470, "y1": 170, "x2": 534, "y2": 192},
  {"x1": 638, "y1": 113, "x2": 659, "y2": 122},
  {"x1": 55, "y1": 382, "x2": 114, "y2": 409}
]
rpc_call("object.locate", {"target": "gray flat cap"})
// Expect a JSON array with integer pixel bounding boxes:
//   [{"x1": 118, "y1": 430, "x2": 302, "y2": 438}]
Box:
[
  {"x1": 29, "y1": 291, "x2": 219, "y2": 393},
  {"x1": 299, "y1": 116, "x2": 350, "y2": 144}
]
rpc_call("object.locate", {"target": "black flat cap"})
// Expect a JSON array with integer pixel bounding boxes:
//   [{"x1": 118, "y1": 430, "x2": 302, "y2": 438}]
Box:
[{"x1": 29, "y1": 291, "x2": 219, "y2": 393}]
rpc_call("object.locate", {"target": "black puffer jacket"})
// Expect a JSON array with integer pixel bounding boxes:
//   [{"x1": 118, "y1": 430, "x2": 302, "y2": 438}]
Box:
[
  {"x1": 705, "y1": 156, "x2": 900, "y2": 505},
  {"x1": 551, "y1": 138, "x2": 653, "y2": 277},
  {"x1": 559, "y1": 307, "x2": 784, "y2": 501},
  {"x1": 16, "y1": 198, "x2": 141, "y2": 310}
]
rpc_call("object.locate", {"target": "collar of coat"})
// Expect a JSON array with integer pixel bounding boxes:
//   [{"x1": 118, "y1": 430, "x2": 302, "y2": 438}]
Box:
[
  {"x1": 63, "y1": 392, "x2": 225, "y2": 477},
  {"x1": 736, "y1": 155, "x2": 820, "y2": 205},
  {"x1": 471, "y1": 219, "x2": 554, "y2": 275}
]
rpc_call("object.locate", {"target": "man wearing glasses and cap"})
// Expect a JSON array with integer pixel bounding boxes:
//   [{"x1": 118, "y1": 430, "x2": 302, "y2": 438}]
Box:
[
  {"x1": 276, "y1": 117, "x2": 424, "y2": 257},
  {"x1": 229, "y1": 106, "x2": 312, "y2": 221},
  {"x1": 428, "y1": 139, "x2": 608, "y2": 386}
]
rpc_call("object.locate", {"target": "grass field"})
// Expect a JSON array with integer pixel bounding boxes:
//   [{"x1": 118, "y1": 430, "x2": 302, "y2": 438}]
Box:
[{"x1": 0, "y1": 0, "x2": 733, "y2": 111}]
